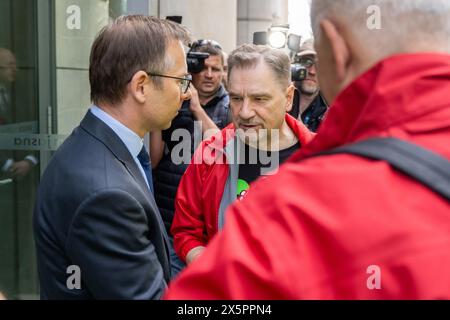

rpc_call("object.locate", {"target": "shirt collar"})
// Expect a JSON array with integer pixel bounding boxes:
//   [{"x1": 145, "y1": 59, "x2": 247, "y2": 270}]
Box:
[{"x1": 90, "y1": 105, "x2": 143, "y2": 158}]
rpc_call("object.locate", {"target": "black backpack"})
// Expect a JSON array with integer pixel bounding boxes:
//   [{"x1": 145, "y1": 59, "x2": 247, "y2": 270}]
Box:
[{"x1": 309, "y1": 137, "x2": 450, "y2": 201}]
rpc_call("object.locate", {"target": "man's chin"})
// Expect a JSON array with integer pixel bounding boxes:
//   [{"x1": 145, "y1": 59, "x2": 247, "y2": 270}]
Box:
[
  {"x1": 236, "y1": 127, "x2": 262, "y2": 143},
  {"x1": 161, "y1": 119, "x2": 173, "y2": 130},
  {"x1": 199, "y1": 86, "x2": 219, "y2": 96},
  {"x1": 301, "y1": 86, "x2": 319, "y2": 95}
]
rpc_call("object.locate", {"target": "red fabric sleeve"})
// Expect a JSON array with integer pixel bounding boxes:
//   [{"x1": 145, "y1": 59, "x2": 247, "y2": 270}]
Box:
[{"x1": 171, "y1": 153, "x2": 209, "y2": 263}]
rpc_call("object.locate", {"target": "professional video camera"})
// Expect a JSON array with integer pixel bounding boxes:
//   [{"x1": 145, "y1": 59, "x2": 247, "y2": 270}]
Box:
[
  {"x1": 253, "y1": 24, "x2": 307, "y2": 81},
  {"x1": 187, "y1": 51, "x2": 210, "y2": 74},
  {"x1": 291, "y1": 62, "x2": 308, "y2": 82},
  {"x1": 187, "y1": 39, "x2": 224, "y2": 74}
]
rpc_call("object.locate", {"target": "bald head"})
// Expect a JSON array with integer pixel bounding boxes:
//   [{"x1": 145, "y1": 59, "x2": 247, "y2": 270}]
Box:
[
  {"x1": 0, "y1": 48, "x2": 16, "y2": 83},
  {"x1": 312, "y1": 0, "x2": 450, "y2": 57},
  {"x1": 310, "y1": 0, "x2": 450, "y2": 102}
]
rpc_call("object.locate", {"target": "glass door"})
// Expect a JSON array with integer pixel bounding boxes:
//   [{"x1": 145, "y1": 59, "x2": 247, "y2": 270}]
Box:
[
  {"x1": 0, "y1": 0, "x2": 154, "y2": 300},
  {"x1": 0, "y1": 0, "x2": 43, "y2": 299}
]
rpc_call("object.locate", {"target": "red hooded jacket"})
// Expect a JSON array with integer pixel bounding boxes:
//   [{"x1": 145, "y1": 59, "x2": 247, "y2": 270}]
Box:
[{"x1": 165, "y1": 54, "x2": 450, "y2": 299}]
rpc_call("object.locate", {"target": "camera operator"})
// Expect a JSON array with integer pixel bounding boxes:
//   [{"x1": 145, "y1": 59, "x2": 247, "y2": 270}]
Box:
[
  {"x1": 150, "y1": 39, "x2": 230, "y2": 275},
  {"x1": 289, "y1": 38, "x2": 328, "y2": 132}
]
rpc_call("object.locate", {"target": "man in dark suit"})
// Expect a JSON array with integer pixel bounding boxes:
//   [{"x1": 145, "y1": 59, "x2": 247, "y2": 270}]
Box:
[{"x1": 33, "y1": 15, "x2": 192, "y2": 299}]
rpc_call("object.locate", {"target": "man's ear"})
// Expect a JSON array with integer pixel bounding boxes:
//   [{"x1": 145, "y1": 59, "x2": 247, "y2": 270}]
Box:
[
  {"x1": 129, "y1": 71, "x2": 149, "y2": 103},
  {"x1": 320, "y1": 19, "x2": 350, "y2": 81},
  {"x1": 285, "y1": 84, "x2": 295, "y2": 112}
]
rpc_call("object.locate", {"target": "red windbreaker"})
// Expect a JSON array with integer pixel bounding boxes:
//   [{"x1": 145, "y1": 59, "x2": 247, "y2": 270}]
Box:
[
  {"x1": 165, "y1": 53, "x2": 450, "y2": 299},
  {"x1": 172, "y1": 115, "x2": 314, "y2": 262}
]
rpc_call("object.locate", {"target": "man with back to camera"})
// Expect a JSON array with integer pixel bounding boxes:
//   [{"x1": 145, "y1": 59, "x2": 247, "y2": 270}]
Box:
[
  {"x1": 171, "y1": 44, "x2": 314, "y2": 265},
  {"x1": 289, "y1": 38, "x2": 328, "y2": 132},
  {"x1": 165, "y1": 0, "x2": 450, "y2": 299},
  {"x1": 33, "y1": 15, "x2": 191, "y2": 299},
  {"x1": 150, "y1": 39, "x2": 230, "y2": 274}
]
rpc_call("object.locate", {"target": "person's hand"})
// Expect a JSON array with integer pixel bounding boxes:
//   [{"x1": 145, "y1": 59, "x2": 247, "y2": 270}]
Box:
[
  {"x1": 9, "y1": 160, "x2": 32, "y2": 178},
  {"x1": 186, "y1": 246, "x2": 206, "y2": 265},
  {"x1": 188, "y1": 85, "x2": 203, "y2": 115}
]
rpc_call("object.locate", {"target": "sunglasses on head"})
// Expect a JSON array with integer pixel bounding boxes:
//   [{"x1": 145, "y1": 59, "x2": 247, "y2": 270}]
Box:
[{"x1": 190, "y1": 39, "x2": 223, "y2": 51}]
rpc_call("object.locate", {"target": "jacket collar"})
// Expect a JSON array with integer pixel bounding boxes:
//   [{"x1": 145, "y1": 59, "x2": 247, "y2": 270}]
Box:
[
  {"x1": 204, "y1": 114, "x2": 313, "y2": 155},
  {"x1": 80, "y1": 110, "x2": 152, "y2": 198},
  {"x1": 202, "y1": 84, "x2": 228, "y2": 109},
  {"x1": 296, "y1": 53, "x2": 450, "y2": 158},
  {"x1": 291, "y1": 89, "x2": 328, "y2": 118}
]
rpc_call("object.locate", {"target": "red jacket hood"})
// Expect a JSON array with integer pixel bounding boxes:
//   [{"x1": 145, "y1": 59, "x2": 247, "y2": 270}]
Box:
[{"x1": 295, "y1": 53, "x2": 450, "y2": 159}]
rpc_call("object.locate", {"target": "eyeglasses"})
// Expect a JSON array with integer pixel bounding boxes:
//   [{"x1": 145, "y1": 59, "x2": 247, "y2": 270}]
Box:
[
  {"x1": 147, "y1": 72, "x2": 192, "y2": 94},
  {"x1": 298, "y1": 57, "x2": 317, "y2": 68}
]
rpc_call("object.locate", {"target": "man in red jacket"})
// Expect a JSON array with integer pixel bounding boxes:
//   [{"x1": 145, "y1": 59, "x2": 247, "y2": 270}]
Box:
[
  {"x1": 171, "y1": 44, "x2": 314, "y2": 265},
  {"x1": 165, "y1": 0, "x2": 450, "y2": 299}
]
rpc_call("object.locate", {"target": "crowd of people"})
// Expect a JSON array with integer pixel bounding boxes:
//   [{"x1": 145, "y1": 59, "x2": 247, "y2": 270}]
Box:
[{"x1": 27, "y1": 0, "x2": 450, "y2": 300}]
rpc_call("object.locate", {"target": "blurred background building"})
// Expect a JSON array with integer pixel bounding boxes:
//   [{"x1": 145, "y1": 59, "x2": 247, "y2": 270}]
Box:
[{"x1": 0, "y1": 0, "x2": 311, "y2": 299}]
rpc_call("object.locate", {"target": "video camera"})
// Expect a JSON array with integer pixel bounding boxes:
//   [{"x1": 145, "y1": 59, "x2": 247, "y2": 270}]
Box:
[
  {"x1": 291, "y1": 63, "x2": 308, "y2": 82},
  {"x1": 187, "y1": 51, "x2": 210, "y2": 74},
  {"x1": 252, "y1": 25, "x2": 307, "y2": 82},
  {"x1": 187, "y1": 39, "x2": 224, "y2": 74}
]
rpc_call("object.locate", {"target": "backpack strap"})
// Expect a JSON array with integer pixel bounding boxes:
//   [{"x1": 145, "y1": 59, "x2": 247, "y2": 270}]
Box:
[{"x1": 310, "y1": 137, "x2": 450, "y2": 201}]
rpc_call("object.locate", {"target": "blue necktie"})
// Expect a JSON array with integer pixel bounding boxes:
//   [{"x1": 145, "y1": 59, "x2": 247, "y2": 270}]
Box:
[{"x1": 137, "y1": 146, "x2": 154, "y2": 193}]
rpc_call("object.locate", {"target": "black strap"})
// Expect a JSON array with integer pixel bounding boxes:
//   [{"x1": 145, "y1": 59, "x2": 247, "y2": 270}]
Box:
[{"x1": 311, "y1": 137, "x2": 450, "y2": 201}]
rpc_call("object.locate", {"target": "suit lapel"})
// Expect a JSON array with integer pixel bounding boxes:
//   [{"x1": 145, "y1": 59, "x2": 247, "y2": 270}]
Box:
[
  {"x1": 80, "y1": 110, "x2": 172, "y2": 279},
  {"x1": 79, "y1": 111, "x2": 154, "y2": 199}
]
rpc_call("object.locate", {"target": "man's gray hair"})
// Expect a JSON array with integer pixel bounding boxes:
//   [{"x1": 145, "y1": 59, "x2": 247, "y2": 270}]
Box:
[
  {"x1": 311, "y1": 0, "x2": 450, "y2": 56},
  {"x1": 228, "y1": 44, "x2": 291, "y2": 89}
]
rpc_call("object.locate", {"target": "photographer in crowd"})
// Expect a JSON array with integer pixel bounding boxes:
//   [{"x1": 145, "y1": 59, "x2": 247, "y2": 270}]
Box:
[
  {"x1": 150, "y1": 39, "x2": 230, "y2": 274},
  {"x1": 289, "y1": 39, "x2": 328, "y2": 132}
]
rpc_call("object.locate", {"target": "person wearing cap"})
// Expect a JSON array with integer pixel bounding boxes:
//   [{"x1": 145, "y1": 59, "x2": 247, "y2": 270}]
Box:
[
  {"x1": 289, "y1": 38, "x2": 328, "y2": 132},
  {"x1": 150, "y1": 39, "x2": 231, "y2": 275}
]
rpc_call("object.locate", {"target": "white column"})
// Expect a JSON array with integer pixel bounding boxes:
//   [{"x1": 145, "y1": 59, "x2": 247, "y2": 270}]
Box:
[
  {"x1": 237, "y1": 0, "x2": 289, "y2": 45},
  {"x1": 158, "y1": 0, "x2": 237, "y2": 54},
  {"x1": 55, "y1": 0, "x2": 110, "y2": 135}
]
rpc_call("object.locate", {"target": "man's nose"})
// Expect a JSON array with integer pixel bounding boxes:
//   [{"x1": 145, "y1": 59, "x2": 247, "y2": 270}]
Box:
[
  {"x1": 205, "y1": 68, "x2": 213, "y2": 78},
  {"x1": 308, "y1": 64, "x2": 317, "y2": 75},
  {"x1": 239, "y1": 99, "x2": 255, "y2": 119}
]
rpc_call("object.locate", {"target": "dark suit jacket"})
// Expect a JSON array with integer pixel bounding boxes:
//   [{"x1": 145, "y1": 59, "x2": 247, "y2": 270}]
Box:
[{"x1": 33, "y1": 110, "x2": 171, "y2": 299}]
